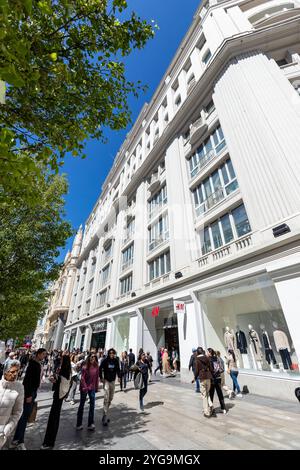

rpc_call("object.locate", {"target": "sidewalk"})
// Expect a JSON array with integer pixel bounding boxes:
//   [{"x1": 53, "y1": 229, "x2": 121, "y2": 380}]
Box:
[{"x1": 23, "y1": 376, "x2": 300, "y2": 450}]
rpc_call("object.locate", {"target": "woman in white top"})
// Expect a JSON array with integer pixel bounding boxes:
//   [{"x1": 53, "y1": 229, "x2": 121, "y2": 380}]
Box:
[
  {"x1": 0, "y1": 360, "x2": 24, "y2": 449},
  {"x1": 226, "y1": 349, "x2": 242, "y2": 397}
]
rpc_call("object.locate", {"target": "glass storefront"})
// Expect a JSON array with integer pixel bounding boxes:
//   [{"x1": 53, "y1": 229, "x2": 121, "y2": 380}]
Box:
[
  {"x1": 114, "y1": 314, "x2": 130, "y2": 354},
  {"x1": 199, "y1": 273, "x2": 299, "y2": 374},
  {"x1": 91, "y1": 319, "x2": 107, "y2": 351}
]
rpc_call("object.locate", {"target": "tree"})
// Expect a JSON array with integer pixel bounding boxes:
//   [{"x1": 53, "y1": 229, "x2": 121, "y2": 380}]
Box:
[
  {"x1": 0, "y1": 0, "x2": 156, "y2": 197},
  {"x1": 0, "y1": 169, "x2": 72, "y2": 339}
]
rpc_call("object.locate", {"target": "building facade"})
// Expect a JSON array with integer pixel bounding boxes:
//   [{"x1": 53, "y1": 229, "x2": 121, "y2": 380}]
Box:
[
  {"x1": 63, "y1": 0, "x2": 300, "y2": 400},
  {"x1": 43, "y1": 226, "x2": 83, "y2": 350}
]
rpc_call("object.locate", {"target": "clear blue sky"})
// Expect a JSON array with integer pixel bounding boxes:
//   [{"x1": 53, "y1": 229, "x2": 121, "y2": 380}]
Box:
[{"x1": 59, "y1": 0, "x2": 200, "y2": 261}]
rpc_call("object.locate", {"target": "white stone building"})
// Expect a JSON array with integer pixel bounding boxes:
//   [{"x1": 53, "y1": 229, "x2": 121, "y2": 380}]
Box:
[
  {"x1": 42, "y1": 226, "x2": 83, "y2": 350},
  {"x1": 63, "y1": 0, "x2": 300, "y2": 400}
]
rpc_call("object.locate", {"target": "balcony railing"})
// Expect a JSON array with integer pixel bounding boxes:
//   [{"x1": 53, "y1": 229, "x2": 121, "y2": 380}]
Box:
[
  {"x1": 148, "y1": 231, "x2": 169, "y2": 252},
  {"x1": 198, "y1": 233, "x2": 252, "y2": 268},
  {"x1": 190, "y1": 140, "x2": 226, "y2": 179},
  {"x1": 123, "y1": 229, "x2": 134, "y2": 245},
  {"x1": 148, "y1": 199, "x2": 167, "y2": 220},
  {"x1": 121, "y1": 258, "x2": 134, "y2": 272},
  {"x1": 195, "y1": 186, "x2": 225, "y2": 217}
]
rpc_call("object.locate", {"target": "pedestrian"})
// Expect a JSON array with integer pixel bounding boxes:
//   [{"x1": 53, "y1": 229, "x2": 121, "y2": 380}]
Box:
[
  {"x1": 0, "y1": 360, "x2": 24, "y2": 449},
  {"x1": 99, "y1": 348, "x2": 120, "y2": 426},
  {"x1": 65, "y1": 354, "x2": 80, "y2": 404},
  {"x1": 216, "y1": 351, "x2": 234, "y2": 399},
  {"x1": 189, "y1": 348, "x2": 200, "y2": 392},
  {"x1": 154, "y1": 347, "x2": 163, "y2": 376},
  {"x1": 128, "y1": 349, "x2": 135, "y2": 381},
  {"x1": 226, "y1": 349, "x2": 242, "y2": 397},
  {"x1": 76, "y1": 353, "x2": 99, "y2": 431},
  {"x1": 162, "y1": 348, "x2": 172, "y2": 375},
  {"x1": 11, "y1": 348, "x2": 47, "y2": 450},
  {"x1": 146, "y1": 352, "x2": 153, "y2": 382},
  {"x1": 171, "y1": 347, "x2": 179, "y2": 373},
  {"x1": 134, "y1": 352, "x2": 151, "y2": 411},
  {"x1": 41, "y1": 352, "x2": 72, "y2": 449},
  {"x1": 194, "y1": 347, "x2": 214, "y2": 418},
  {"x1": 207, "y1": 348, "x2": 227, "y2": 414},
  {"x1": 120, "y1": 352, "x2": 128, "y2": 391}
]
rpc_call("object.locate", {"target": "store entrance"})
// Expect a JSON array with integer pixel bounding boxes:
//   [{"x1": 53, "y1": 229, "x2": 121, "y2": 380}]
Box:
[
  {"x1": 164, "y1": 326, "x2": 180, "y2": 371},
  {"x1": 91, "y1": 331, "x2": 106, "y2": 350}
]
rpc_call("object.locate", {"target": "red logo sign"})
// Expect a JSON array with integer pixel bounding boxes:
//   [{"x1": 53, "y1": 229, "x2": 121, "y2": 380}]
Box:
[{"x1": 151, "y1": 306, "x2": 160, "y2": 317}]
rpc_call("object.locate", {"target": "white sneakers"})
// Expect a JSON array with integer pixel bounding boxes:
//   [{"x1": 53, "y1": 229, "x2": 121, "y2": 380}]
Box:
[
  {"x1": 76, "y1": 425, "x2": 83, "y2": 430},
  {"x1": 236, "y1": 393, "x2": 243, "y2": 397},
  {"x1": 70, "y1": 400, "x2": 75, "y2": 405},
  {"x1": 87, "y1": 424, "x2": 95, "y2": 431}
]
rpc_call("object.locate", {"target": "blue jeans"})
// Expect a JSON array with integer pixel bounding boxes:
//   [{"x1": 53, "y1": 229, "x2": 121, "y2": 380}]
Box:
[
  {"x1": 76, "y1": 390, "x2": 95, "y2": 427},
  {"x1": 139, "y1": 375, "x2": 148, "y2": 402},
  {"x1": 230, "y1": 370, "x2": 241, "y2": 394},
  {"x1": 13, "y1": 391, "x2": 37, "y2": 443},
  {"x1": 120, "y1": 373, "x2": 127, "y2": 390}
]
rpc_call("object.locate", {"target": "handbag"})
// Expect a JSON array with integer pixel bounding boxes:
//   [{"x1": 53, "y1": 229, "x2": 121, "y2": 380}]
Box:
[
  {"x1": 28, "y1": 402, "x2": 37, "y2": 423},
  {"x1": 295, "y1": 387, "x2": 300, "y2": 402},
  {"x1": 134, "y1": 372, "x2": 144, "y2": 390}
]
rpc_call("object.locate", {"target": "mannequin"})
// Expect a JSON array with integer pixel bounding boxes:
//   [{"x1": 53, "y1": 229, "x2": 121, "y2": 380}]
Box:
[
  {"x1": 248, "y1": 324, "x2": 263, "y2": 370},
  {"x1": 260, "y1": 324, "x2": 277, "y2": 370},
  {"x1": 224, "y1": 326, "x2": 236, "y2": 351},
  {"x1": 236, "y1": 325, "x2": 249, "y2": 369},
  {"x1": 272, "y1": 322, "x2": 292, "y2": 370}
]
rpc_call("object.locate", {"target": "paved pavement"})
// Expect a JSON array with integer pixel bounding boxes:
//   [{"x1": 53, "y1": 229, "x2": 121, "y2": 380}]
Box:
[{"x1": 22, "y1": 375, "x2": 300, "y2": 450}]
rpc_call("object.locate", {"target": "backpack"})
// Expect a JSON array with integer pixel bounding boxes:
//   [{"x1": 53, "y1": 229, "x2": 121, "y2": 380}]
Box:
[
  {"x1": 212, "y1": 358, "x2": 224, "y2": 376},
  {"x1": 134, "y1": 371, "x2": 144, "y2": 390}
]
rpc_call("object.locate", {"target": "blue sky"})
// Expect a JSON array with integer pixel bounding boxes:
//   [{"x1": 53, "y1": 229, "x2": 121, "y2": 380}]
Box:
[{"x1": 59, "y1": 0, "x2": 200, "y2": 261}]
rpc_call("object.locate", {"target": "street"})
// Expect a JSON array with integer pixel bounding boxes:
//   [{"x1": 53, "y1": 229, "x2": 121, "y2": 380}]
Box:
[{"x1": 23, "y1": 376, "x2": 300, "y2": 450}]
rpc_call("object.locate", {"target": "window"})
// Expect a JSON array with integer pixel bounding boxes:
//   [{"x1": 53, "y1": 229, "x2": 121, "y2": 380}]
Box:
[
  {"x1": 189, "y1": 125, "x2": 226, "y2": 178},
  {"x1": 148, "y1": 251, "x2": 171, "y2": 281},
  {"x1": 88, "y1": 279, "x2": 94, "y2": 296},
  {"x1": 203, "y1": 49, "x2": 212, "y2": 65},
  {"x1": 101, "y1": 263, "x2": 111, "y2": 286},
  {"x1": 148, "y1": 185, "x2": 167, "y2": 218},
  {"x1": 199, "y1": 204, "x2": 251, "y2": 255},
  {"x1": 205, "y1": 99, "x2": 215, "y2": 115},
  {"x1": 97, "y1": 289, "x2": 108, "y2": 307},
  {"x1": 122, "y1": 243, "x2": 134, "y2": 270},
  {"x1": 193, "y1": 158, "x2": 238, "y2": 216},
  {"x1": 232, "y1": 204, "x2": 251, "y2": 237},
  {"x1": 148, "y1": 214, "x2": 169, "y2": 251},
  {"x1": 104, "y1": 241, "x2": 113, "y2": 261},
  {"x1": 85, "y1": 299, "x2": 91, "y2": 315},
  {"x1": 124, "y1": 217, "x2": 135, "y2": 242},
  {"x1": 220, "y1": 214, "x2": 234, "y2": 244},
  {"x1": 120, "y1": 274, "x2": 133, "y2": 295},
  {"x1": 175, "y1": 94, "x2": 182, "y2": 108}
]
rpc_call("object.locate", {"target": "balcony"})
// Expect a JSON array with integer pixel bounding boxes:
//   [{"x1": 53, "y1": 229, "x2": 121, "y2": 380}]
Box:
[
  {"x1": 187, "y1": 76, "x2": 196, "y2": 94},
  {"x1": 121, "y1": 258, "x2": 134, "y2": 272},
  {"x1": 148, "y1": 231, "x2": 169, "y2": 252},
  {"x1": 148, "y1": 173, "x2": 160, "y2": 193},
  {"x1": 148, "y1": 199, "x2": 167, "y2": 221},
  {"x1": 123, "y1": 228, "x2": 134, "y2": 246},
  {"x1": 195, "y1": 186, "x2": 225, "y2": 217},
  {"x1": 190, "y1": 117, "x2": 208, "y2": 145},
  {"x1": 198, "y1": 233, "x2": 252, "y2": 268},
  {"x1": 190, "y1": 139, "x2": 226, "y2": 179}
]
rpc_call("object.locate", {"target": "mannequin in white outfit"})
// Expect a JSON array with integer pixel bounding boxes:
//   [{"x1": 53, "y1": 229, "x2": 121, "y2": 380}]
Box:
[{"x1": 272, "y1": 322, "x2": 292, "y2": 370}]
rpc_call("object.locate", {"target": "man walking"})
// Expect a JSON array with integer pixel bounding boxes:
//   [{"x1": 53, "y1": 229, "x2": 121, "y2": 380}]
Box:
[
  {"x1": 99, "y1": 348, "x2": 120, "y2": 426},
  {"x1": 12, "y1": 348, "x2": 47, "y2": 449},
  {"x1": 128, "y1": 348, "x2": 135, "y2": 381}
]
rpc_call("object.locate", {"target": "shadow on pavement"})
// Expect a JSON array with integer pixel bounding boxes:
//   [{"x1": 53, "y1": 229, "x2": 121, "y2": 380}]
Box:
[{"x1": 144, "y1": 401, "x2": 164, "y2": 409}]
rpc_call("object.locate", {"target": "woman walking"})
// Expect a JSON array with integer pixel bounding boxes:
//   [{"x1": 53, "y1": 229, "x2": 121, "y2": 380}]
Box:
[
  {"x1": 76, "y1": 353, "x2": 99, "y2": 431},
  {"x1": 134, "y1": 352, "x2": 151, "y2": 411},
  {"x1": 194, "y1": 347, "x2": 214, "y2": 418},
  {"x1": 207, "y1": 348, "x2": 227, "y2": 414},
  {"x1": 41, "y1": 352, "x2": 72, "y2": 449},
  {"x1": 66, "y1": 354, "x2": 80, "y2": 404},
  {"x1": 120, "y1": 352, "x2": 128, "y2": 391},
  {"x1": 162, "y1": 348, "x2": 171, "y2": 376},
  {"x1": 0, "y1": 360, "x2": 24, "y2": 449},
  {"x1": 227, "y1": 349, "x2": 242, "y2": 397}
]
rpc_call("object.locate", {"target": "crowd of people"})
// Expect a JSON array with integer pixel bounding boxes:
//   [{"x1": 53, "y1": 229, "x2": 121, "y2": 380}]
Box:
[{"x1": 0, "y1": 343, "x2": 242, "y2": 450}]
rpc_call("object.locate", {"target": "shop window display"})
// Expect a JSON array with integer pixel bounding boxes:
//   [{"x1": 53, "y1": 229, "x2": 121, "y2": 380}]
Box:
[{"x1": 199, "y1": 274, "x2": 299, "y2": 374}]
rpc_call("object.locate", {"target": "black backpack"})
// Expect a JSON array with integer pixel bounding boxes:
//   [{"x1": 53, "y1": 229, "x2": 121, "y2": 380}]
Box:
[{"x1": 295, "y1": 387, "x2": 300, "y2": 402}]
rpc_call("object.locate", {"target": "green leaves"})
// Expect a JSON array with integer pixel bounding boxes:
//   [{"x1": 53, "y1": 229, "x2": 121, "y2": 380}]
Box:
[{"x1": 0, "y1": 64, "x2": 25, "y2": 87}]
